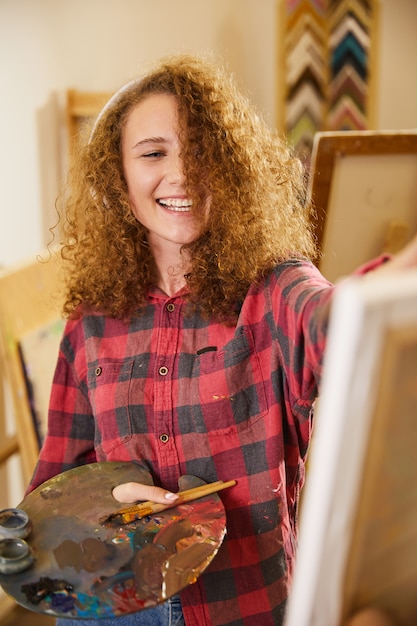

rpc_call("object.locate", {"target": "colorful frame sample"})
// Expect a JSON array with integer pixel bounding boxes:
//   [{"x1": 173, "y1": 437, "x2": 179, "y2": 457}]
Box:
[{"x1": 280, "y1": 0, "x2": 377, "y2": 163}]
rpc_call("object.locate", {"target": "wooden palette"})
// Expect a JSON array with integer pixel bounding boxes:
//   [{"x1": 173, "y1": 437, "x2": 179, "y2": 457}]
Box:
[{"x1": 0, "y1": 463, "x2": 227, "y2": 619}]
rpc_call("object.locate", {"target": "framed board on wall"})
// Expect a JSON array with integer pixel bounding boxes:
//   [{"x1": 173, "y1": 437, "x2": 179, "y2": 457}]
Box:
[{"x1": 308, "y1": 130, "x2": 417, "y2": 283}]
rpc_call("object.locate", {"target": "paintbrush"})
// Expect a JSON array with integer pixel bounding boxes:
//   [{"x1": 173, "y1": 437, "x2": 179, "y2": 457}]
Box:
[{"x1": 104, "y1": 479, "x2": 236, "y2": 524}]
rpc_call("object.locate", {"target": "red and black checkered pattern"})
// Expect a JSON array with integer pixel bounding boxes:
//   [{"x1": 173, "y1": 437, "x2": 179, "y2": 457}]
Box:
[{"x1": 28, "y1": 259, "x2": 351, "y2": 624}]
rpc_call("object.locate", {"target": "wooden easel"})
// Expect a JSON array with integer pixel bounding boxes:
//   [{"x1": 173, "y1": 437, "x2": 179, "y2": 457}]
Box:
[
  {"x1": 0, "y1": 250, "x2": 63, "y2": 484},
  {"x1": 0, "y1": 250, "x2": 63, "y2": 619}
]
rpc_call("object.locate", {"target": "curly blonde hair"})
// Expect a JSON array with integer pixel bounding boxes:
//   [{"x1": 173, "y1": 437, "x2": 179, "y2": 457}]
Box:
[{"x1": 57, "y1": 53, "x2": 317, "y2": 322}]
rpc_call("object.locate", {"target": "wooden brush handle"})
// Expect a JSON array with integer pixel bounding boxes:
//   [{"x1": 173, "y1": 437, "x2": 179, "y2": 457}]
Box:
[{"x1": 109, "y1": 479, "x2": 236, "y2": 523}]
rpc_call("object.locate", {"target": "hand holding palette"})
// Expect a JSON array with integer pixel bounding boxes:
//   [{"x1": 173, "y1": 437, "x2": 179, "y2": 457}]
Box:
[{"x1": 0, "y1": 462, "x2": 233, "y2": 619}]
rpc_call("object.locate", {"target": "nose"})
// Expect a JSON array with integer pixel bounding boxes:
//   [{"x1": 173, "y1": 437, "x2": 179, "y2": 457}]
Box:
[{"x1": 166, "y1": 152, "x2": 185, "y2": 185}]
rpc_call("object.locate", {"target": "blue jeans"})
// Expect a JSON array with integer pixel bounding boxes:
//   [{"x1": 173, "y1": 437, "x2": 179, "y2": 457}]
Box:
[{"x1": 56, "y1": 595, "x2": 184, "y2": 626}]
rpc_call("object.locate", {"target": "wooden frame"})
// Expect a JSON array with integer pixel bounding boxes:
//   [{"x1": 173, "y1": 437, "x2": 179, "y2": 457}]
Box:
[
  {"x1": 66, "y1": 89, "x2": 111, "y2": 155},
  {"x1": 285, "y1": 268, "x2": 417, "y2": 626},
  {"x1": 0, "y1": 251, "x2": 63, "y2": 486},
  {"x1": 308, "y1": 130, "x2": 417, "y2": 282}
]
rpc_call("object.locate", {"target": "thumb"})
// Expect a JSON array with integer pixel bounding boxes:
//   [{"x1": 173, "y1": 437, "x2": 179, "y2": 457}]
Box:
[{"x1": 112, "y1": 481, "x2": 179, "y2": 505}]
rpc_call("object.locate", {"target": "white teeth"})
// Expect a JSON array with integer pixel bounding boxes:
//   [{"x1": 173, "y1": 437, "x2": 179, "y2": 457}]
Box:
[{"x1": 158, "y1": 198, "x2": 193, "y2": 211}]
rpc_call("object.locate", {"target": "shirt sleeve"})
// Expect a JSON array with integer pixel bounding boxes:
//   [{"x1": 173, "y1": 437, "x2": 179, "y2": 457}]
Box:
[
  {"x1": 27, "y1": 320, "x2": 96, "y2": 493},
  {"x1": 270, "y1": 260, "x2": 332, "y2": 400},
  {"x1": 271, "y1": 255, "x2": 391, "y2": 447},
  {"x1": 273, "y1": 254, "x2": 391, "y2": 404}
]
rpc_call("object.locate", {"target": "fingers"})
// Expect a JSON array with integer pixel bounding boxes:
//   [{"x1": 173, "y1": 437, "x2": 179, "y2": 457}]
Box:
[{"x1": 112, "y1": 481, "x2": 179, "y2": 505}]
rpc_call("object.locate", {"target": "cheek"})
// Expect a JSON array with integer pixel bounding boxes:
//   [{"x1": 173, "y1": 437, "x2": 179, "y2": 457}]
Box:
[
  {"x1": 125, "y1": 176, "x2": 146, "y2": 212},
  {"x1": 125, "y1": 170, "x2": 157, "y2": 206},
  {"x1": 129, "y1": 200, "x2": 146, "y2": 225},
  {"x1": 127, "y1": 194, "x2": 155, "y2": 234},
  {"x1": 125, "y1": 185, "x2": 143, "y2": 221}
]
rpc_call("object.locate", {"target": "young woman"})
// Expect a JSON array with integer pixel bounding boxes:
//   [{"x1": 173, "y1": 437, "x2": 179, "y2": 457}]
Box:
[{"x1": 28, "y1": 54, "x2": 417, "y2": 626}]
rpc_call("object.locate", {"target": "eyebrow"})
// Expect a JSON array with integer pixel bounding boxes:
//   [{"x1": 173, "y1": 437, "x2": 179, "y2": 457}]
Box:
[{"x1": 132, "y1": 136, "x2": 168, "y2": 149}]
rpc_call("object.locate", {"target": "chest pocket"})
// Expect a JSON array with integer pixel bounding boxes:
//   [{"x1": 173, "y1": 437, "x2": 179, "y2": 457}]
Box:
[
  {"x1": 186, "y1": 330, "x2": 268, "y2": 435},
  {"x1": 87, "y1": 359, "x2": 135, "y2": 453}
]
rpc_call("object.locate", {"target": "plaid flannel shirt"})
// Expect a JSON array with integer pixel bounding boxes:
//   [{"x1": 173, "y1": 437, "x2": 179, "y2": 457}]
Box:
[{"x1": 29, "y1": 259, "x2": 334, "y2": 625}]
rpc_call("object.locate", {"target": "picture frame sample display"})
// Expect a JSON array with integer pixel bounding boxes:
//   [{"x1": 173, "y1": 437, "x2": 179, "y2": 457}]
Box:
[{"x1": 284, "y1": 267, "x2": 417, "y2": 626}]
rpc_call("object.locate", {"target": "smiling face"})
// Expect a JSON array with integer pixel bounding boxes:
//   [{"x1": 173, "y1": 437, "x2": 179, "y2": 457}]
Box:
[{"x1": 122, "y1": 93, "x2": 205, "y2": 258}]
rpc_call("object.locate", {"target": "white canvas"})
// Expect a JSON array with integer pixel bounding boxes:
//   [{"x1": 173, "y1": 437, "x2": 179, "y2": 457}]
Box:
[{"x1": 285, "y1": 267, "x2": 417, "y2": 626}]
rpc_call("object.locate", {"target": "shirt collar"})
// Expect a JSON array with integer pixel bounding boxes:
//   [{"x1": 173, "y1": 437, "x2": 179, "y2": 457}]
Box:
[{"x1": 147, "y1": 284, "x2": 189, "y2": 301}]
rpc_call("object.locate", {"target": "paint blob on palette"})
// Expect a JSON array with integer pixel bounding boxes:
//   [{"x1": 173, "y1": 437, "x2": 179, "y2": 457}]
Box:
[{"x1": 0, "y1": 463, "x2": 228, "y2": 619}]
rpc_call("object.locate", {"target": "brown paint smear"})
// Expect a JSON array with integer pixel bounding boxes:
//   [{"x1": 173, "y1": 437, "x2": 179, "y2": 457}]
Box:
[{"x1": 53, "y1": 538, "x2": 117, "y2": 573}]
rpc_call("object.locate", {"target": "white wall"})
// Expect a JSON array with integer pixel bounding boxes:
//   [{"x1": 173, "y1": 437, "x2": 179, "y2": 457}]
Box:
[{"x1": 0, "y1": 0, "x2": 416, "y2": 268}]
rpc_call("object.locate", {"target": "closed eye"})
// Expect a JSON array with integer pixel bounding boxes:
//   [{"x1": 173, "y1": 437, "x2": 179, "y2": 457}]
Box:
[{"x1": 143, "y1": 151, "x2": 165, "y2": 158}]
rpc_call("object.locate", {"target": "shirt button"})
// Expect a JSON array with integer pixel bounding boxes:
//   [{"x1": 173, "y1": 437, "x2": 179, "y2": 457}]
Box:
[
  {"x1": 95, "y1": 367, "x2": 102, "y2": 376},
  {"x1": 166, "y1": 303, "x2": 175, "y2": 312},
  {"x1": 159, "y1": 366, "x2": 168, "y2": 376},
  {"x1": 159, "y1": 434, "x2": 169, "y2": 443}
]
